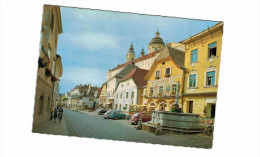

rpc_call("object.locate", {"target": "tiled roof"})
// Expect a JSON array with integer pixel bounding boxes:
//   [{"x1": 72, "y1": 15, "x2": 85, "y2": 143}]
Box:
[
  {"x1": 120, "y1": 68, "x2": 149, "y2": 88},
  {"x1": 155, "y1": 46, "x2": 185, "y2": 68},
  {"x1": 111, "y1": 49, "x2": 161, "y2": 71},
  {"x1": 115, "y1": 63, "x2": 139, "y2": 79}
]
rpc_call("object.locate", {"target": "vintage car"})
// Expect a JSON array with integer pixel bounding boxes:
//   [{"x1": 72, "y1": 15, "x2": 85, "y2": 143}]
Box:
[
  {"x1": 129, "y1": 112, "x2": 152, "y2": 124},
  {"x1": 98, "y1": 108, "x2": 108, "y2": 115},
  {"x1": 104, "y1": 111, "x2": 126, "y2": 120}
]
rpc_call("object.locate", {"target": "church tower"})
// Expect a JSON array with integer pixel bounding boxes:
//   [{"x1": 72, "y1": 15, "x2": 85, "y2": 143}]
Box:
[
  {"x1": 148, "y1": 30, "x2": 165, "y2": 54},
  {"x1": 139, "y1": 47, "x2": 145, "y2": 57},
  {"x1": 126, "y1": 43, "x2": 136, "y2": 62}
]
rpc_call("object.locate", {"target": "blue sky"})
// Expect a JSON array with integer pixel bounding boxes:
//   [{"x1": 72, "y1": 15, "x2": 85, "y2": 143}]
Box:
[{"x1": 57, "y1": 7, "x2": 219, "y2": 94}]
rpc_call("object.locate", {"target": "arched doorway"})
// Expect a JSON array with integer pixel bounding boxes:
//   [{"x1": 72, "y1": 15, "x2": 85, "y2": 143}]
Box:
[
  {"x1": 148, "y1": 103, "x2": 156, "y2": 113},
  {"x1": 159, "y1": 103, "x2": 167, "y2": 111}
]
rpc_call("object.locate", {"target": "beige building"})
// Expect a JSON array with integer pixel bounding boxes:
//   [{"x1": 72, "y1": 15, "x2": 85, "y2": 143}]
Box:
[{"x1": 33, "y1": 5, "x2": 63, "y2": 129}]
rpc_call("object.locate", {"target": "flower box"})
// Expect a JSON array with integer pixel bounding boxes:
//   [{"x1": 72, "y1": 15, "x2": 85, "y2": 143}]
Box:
[
  {"x1": 45, "y1": 68, "x2": 52, "y2": 77},
  {"x1": 38, "y1": 57, "x2": 48, "y2": 68},
  {"x1": 51, "y1": 74, "x2": 57, "y2": 82}
]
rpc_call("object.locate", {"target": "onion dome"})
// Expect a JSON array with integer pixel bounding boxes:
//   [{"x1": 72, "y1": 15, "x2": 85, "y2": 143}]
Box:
[{"x1": 149, "y1": 31, "x2": 165, "y2": 46}]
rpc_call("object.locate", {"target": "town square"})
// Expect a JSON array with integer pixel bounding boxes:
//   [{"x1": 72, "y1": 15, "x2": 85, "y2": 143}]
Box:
[{"x1": 32, "y1": 5, "x2": 223, "y2": 149}]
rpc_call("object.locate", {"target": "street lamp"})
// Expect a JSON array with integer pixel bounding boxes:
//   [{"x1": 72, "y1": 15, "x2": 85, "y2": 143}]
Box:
[{"x1": 174, "y1": 81, "x2": 181, "y2": 108}]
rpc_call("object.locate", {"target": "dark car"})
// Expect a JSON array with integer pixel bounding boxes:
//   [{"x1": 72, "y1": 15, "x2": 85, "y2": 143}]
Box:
[
  {"x1": 129, "y1": 112, "x2": 152, "y2": 124},
  {"x1": 104, "y1": 111, "x2": 126, "y2": 120},
  {"x1": 98, "y1": 108, "x2": 107, "y2": 115}
]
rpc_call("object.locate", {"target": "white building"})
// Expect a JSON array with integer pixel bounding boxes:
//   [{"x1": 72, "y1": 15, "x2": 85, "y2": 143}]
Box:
[{"x1": 114, "y1": 68, "x2": 148, "y2": 112}]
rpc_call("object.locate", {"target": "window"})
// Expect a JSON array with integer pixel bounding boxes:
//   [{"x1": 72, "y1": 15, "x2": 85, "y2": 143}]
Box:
[
  {"x1": 172, "y1": 84, "x2": 177, "y2": 92},
  {"x1": 150, "y1": 87, "x2": 153, "y2": 95},
  {"x1": 159, "y1": 86, "x2": 163, "y2": 93},
  {"x1": 165, "y1": 67, "x2": 171, "y2": 76},
  {"x1": 189, "y1": 74, "x2": 197, "y2": 87},
  {"x1": 208, "y1": 42, "x2": 217, "y2": 58},
  {"x1": 191, "y1": 49, "x2": 198, "y2": 63},
  {"x1": 123, "y1": 104, "x2": 128, "y2": 110},
  {"x1": 48, "y1": 48, "x2": 51, "y2": 58},
  {"x1": 122, "y1": 84, "x2": 123, "y2": 87},
  {"x1": 120, "y1": 93, "x2": 122, "y2": 99},
  {"x1": 155, "y1": 70, "x2": 161, "y2": 78},
  {"x1": 145, "y1": 90, "x2": 147, "y2": 96},
  {"x1": 131, "y1": 91, "x2": 134, "y2": 99},
  {"x1": 126, "y1": 92, "x2": 128, "y2": 99},
  {"x1": 206, "y1": 71, "x2": 216, "y2": 86},
  {"x1": 116, "y1": 93, "x2": 118, "y2": 99},
  {"x1": 155, "y1": 47, "x2": 158, "y2": 51}
]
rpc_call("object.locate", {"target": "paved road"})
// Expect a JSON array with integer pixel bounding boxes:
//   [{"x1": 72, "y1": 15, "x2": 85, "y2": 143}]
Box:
[{"x1": 63, "y1": 109, "x2": 213, "y2": 148}]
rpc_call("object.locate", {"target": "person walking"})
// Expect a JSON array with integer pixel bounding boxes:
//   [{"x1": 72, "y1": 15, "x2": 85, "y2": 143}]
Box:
[
  {"x1": 53, "y1": 108, "x2": 58, "y2": 123},
  {"x1": 58, "y1": 107, "x2": 63, "y2": 123}
]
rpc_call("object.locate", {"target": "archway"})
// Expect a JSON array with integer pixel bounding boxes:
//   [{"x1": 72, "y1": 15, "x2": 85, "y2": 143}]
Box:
[{"x1": 159, "y1": 103, "x2": 167, "y2": 111}]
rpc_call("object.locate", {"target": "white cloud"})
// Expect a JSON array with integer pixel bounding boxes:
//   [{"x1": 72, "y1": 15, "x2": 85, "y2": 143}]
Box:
[
  {"x1": 61, "y1": 67, "x2": 106, "y2": 86},
  {"x1": 63, "y1": 32, "x2": 120, "y2": 50}
]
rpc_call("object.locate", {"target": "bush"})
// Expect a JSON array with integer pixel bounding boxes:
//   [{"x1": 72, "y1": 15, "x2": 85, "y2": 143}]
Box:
[{"x1": 171, "y1": 107, "x2": 183, "y2": 113}]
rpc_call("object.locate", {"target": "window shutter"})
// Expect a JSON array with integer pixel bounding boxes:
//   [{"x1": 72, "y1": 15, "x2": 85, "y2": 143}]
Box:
[{"x1": 170, "y1": 68, "x2": 172, "y2": 74}]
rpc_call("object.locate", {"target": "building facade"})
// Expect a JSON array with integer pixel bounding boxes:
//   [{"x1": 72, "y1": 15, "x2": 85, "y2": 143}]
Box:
[
  {"x1": 181, "y1": 22, "x2": 223, "y2": 118},
  {"x1": 114, "y1": 68, "x2": 148, "y2": 112},
  {"x1": 143, "y1": 46, "x2": 185, "y2": 112},
  {"x1": 33, "y1": 5, "x2": 63, "y2": 129}
]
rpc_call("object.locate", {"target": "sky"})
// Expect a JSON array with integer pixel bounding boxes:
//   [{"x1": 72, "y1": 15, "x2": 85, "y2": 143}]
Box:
[{"x1": 57, "y1": 6, "x2": 219, "y2": 94}]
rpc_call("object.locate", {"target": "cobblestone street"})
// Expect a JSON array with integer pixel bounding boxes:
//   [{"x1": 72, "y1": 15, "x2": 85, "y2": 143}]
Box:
[{"x1": 62, "y1": 109, "x2": 212, "y2": 148}]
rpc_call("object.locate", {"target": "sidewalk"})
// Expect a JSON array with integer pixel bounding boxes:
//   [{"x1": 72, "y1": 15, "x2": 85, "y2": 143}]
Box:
[{"x1": 32, "y1": 117, "x2": 70, "y2": 136}]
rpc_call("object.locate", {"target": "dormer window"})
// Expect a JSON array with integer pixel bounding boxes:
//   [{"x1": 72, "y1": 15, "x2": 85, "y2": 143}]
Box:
[{"x1": 208, "y1": 42, "x2": 217, "y2": 58}]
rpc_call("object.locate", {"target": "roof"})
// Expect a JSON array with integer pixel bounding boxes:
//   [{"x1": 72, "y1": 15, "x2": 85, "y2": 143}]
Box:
[
  {"x1": 115, "y1": 63, "x2": 140, "y2": 79},
  {"x1": 120, "y1": 68, "x2": 149, "y2": 88},
  {"x1": 111, "y1": 49, "x2": 161, "y2": 71},
  {"x1": 97, "y1": 88, "x2": 102, "y2": 96},
  {"x1": 155, "y1": 46, "x2": 185, "y2": 68},
  {"x1": 180, "y1": 22, "x2": 223, "y2": 44}
]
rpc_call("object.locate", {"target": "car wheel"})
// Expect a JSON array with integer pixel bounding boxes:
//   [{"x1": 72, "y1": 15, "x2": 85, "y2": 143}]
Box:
[{"x1": 114, "y1": 116, "x2": 118, "y2": 120}]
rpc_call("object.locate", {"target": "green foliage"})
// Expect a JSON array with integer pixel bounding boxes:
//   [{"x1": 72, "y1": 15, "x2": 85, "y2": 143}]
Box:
[
  {"x1": 62, "y1": 97, "x2": 68, "y2": 101},
  {"x1": 171, "y1": 107, "x2": 183, "y2": 113}
]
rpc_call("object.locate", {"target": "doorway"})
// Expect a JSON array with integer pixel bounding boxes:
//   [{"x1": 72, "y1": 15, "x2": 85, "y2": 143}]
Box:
[
  {"x1": 211, "y1": 104, "x2": 216, "y2": 118},
  {"x1": 159, "y1": 103, "x2": 167, "y2": 111},
  {"x1": 188, "y1": 101, "x2": 193, "y2": 113}
]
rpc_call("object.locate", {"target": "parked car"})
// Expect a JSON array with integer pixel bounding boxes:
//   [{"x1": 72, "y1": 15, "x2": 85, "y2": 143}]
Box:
[
  {"x1": 104, "y1": 110, "x2": 113, "y2": 119},
  {"x1": 129, "y1": 112, "x2": 152, "y2": 124},
  {"x1": 105, "y1": 111, "x2": 126, "y2": 120},
  {"x1": 98, "y1": 108, "x2": 107, "y2": 115}
]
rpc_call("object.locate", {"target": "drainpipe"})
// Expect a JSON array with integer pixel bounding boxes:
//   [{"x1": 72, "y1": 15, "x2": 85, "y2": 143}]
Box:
[
  {"x1": 181, "y1": 68, "x2": 185, "y2": 109},
  {"x1": 50, "y1": 56, "x2": 57, "y2": 108}
]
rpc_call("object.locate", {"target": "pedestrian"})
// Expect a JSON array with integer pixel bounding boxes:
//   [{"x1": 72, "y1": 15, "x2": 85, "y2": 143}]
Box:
[
  {"x1": 50, "y1": 106, "x2": 54, "y2": 120},
  {"x1": 58, "y1": 107, "x2": 63, "y2": 123},
  {"x1": 53, "y1": 108, "x2": 58, "y2": 123}
]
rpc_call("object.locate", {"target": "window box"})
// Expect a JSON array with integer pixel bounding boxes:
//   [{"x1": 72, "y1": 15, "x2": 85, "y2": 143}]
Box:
[
  {"x1": 45, "y1": 68, "x2": 52, "y2": 77},
  {"x1": 171, "y1": 91, "x2": 176, "y2": 96},
  {"x1": 164, "y1": 73, "x2": 170, "y2": 78},
  {"x1": 51, "y1": 74, "x2": 58, "y2": 82},
  {"x1": 38, "y1": 57, "x2": 49, "y2": 68}
]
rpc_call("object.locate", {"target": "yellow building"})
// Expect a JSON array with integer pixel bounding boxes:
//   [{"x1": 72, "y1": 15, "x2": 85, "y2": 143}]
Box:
[
  {"x1": 181, "y1": 22, "x2": 223, "y2": 118},
  {"x1": 143, "y1": 46, "x2": 185, "y2": 112},
  {"x1": 33, "y1": 5, "x2": 63, "y2": 129}
]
